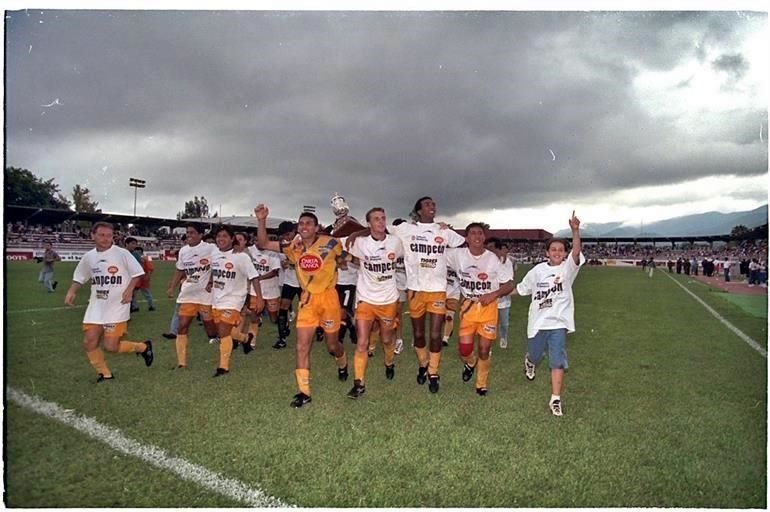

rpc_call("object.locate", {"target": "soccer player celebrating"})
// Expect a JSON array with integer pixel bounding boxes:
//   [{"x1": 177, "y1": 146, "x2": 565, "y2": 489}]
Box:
[
  {"x1": 352, "y1": 197, "x2": 465, "y2": 393},
  {"x1": 64, "y1": 222, "x2": 154, "y2": 382},
  {"x1": 255, "y1": 204, "x2": 349, "y2": 408},
  {"x1": 207, "y1": 226, "x2": 263, "y2": 377},
  {"x1": 245, "y1": 234, "x2": 282, "y2": 351},
  {"x1": 447, "y1": 223, "x2": 513, "y2": 396},
  {"x1": 345, "y1": 207, "x2": 405, "y2": 399},
  {"x1": 166, "y1": 224, "x2": 218, "y2": 369},
  {"x1": 513, "y1": 211, "x2": 584, "y2": 416}
]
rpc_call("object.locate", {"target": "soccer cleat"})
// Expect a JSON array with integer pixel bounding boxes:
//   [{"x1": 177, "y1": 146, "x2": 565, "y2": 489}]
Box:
[
  {"x1": 52, "y1": 281, "x2": 58, "y2": 290},
  {"x1": 416, "y1": 365, "x2": 428, "y2": 385},
  {"x1": 499, "y1": 337, "x2": 508, "y2": 349},
  {"x1": 161, "y1": 332, "x2": 177, "y2": 340},
  {"x1": 394, "y1": 338, "x2": 404, "y2": 355},
  {"x1": 272, "y1": 339, "x2": 287, "y2": 349},
  {"x1": 524, "y1": 354, "x2": 536, "y2": 381},
  {"x1": 549, "y1": 399, "x2": 563, "y2": 417},
  {"x1": 173, "y1": 364, "x2": 186, "y2": 370},
  {"x1": 140, "y1": 340, "x2": 154, "y2": 367},
  {"x1": 288, "y1": 311, "x2": 296, "y2": 322},
  {"x1": 338, "y1": 365, "x2": 349, "y2": 381},
  {"x1": 428, "y1": 374, "x2": 440, "y2": 393},
  {"x1": 462, "y1": 363, "x2": 475, "y2": 382},
  {"x1": 212, "y1": 368, "x2": 229, "y2": 378},
  {"x1": 346, "y1": 380, "x2": 366, "y2": 399},
  {"x1": 232, "y1": 340, "x2": 240, "y2": 351},
  {"x1": 385, "y1": 364, "x2": 395, "y2": 380},
  {"x1": 442, "y1": 339, "x2": 449, "y2": 347},
  {"x1": 476, "y1": 387, "x2": 488, "y2": 396},
  {"x1": 290, "y1": 392, "x2": 312, "y2": 408},
  {"x1": 242, "y1": 333, "x2": 254, "y2": 354},
  {"x1": 209, "y1": 337, "x2": 220, "y2": 344},
  {"x1": 367, "y1": 350, "x2": 375, "y2": 358},
  {"x1": 130, "y1": 307, "x2": 140, "y2": 313},
  {"x1": 148, "y1": 306, "x2": 156, "y2": 311},
  {"x1": 96, "y1": 373, "x2": 114, "y2": 383}
]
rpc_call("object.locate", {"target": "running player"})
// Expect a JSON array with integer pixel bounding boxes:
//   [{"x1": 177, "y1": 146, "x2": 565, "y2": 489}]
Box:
[
  {"x1": 256, "y1": 204, "x2": 348, "y2": 408},
  {"x1": 447, "y1": 223, "x2": 513, "y2": 396},
  {"x1": 166, "y1": 223, "x2": 219, "y2": 368},
  {"x1": 246, "y1": 233, "x2": 282, "y2": 351},
  {"x1": 64, "y1": 222, "x2": 153, "y2": 381},
  {"x1": 345, "y1": 207, "x2": 404, "y2": 399},
  {"x1": 208, "y1": 225, "x2": 263, "y2": 377}
]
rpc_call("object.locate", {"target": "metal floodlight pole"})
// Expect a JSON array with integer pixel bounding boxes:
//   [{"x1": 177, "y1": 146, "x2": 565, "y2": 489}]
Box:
[{"x1": 128, "y1": 178, "x2": 147, "y2": 216}]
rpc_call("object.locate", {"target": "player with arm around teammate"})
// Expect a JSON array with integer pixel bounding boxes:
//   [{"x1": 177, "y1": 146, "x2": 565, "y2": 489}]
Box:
[
  {"x1": 512, "y1": 211, "x2": 584, "y2": 416},
  {"x1": 345, "y1": 207, "x2": 405, "y2": 399},
  {"x1": 256, "y1": 204, "x2": 349, "y2": 408},
  {"x1": 64, "y1": 222, "x2": 154, "y2": 382},
  {"x1": 447, "y1": 223, "x2": 513, "y2": 396}
]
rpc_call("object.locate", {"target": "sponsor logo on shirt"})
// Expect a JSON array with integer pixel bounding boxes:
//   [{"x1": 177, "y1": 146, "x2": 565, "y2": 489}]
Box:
[{"x1": 299, "y1": 254, "x2": 322, "y2": 272}]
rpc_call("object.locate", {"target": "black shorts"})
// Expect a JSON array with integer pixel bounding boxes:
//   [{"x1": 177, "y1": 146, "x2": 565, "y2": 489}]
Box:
[
  {"x1": 336, "y1": 284, "x2": 356, "y2": 315},
  {"x1": 280, "y1": 284, "x2": 301, "y2": 302}
]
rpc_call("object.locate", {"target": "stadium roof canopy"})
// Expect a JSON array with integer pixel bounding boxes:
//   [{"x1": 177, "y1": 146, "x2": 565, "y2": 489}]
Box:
[{"x1": 5, "y1": 205, "x2": 292, "y2": 231}]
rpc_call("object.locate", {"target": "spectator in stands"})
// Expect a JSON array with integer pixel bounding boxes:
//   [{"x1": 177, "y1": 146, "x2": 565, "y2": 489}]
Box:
[{"x1": 38, "y1": 242, "x2": 61, "y2": 293}]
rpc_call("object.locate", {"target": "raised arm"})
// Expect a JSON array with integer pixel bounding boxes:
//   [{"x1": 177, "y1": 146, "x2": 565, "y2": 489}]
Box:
[
  {"x1": 569, "y1": 210, "x2": 581, "y2": 265},
  {"x1": 254, "y1": 204, "x2": 281, "y2": 252}
]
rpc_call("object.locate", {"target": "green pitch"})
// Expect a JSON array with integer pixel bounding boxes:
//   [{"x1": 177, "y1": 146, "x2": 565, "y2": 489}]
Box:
[{"x1": 3, "y1": 261, "x2": 767, "y2": 507}]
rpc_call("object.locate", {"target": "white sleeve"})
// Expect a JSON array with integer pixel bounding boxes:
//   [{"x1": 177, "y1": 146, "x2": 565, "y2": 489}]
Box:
[
  {"x1": 447, "y1": 229, "x2": 466, "y2": 248},
  {"x1": 241, "y1": 254, "x2": 260, "y2": 280},
  {"x1": 348, "y1": 238, "x2": 362, "y2": 260},
  {"x1": 498, "y1": 259, "x2": 513, "y2": 284},
  {"x1": 516, "y1": 267, "x2": 536, "y2": 296},
  {"x1": 72, "y1": 254, "x2": 92, "y2": 284}
]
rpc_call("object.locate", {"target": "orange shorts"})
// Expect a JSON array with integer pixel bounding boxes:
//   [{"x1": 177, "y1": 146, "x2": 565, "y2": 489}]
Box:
[
  {"x1": 408, "y1": 290, "x2": 446, "y2": 318},
  {"x1": 458, "y1": 300, "x2": 498, "y2": 340},
  {"x1": 83, "y1": 322, "x2": 127, "y2": 337},
  {"x1": 178, "y1": 303, "x2": 213, "y2": 320},
  {"x1": 296, "y1": 288, "x2": 341, "y2": 333},
  {"x1": 250, "y1": 295, "x2": 279, "y2": 313},
  {"x1": 356, "y1": 301, "x2": 399, "y2": 327},
  {"x1": 212, "y1": 308, "x2": 242, "y2": 327}
]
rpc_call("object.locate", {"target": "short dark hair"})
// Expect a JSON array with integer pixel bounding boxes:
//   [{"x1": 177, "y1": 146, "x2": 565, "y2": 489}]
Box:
[
  {"x1": 411, "y1": 196, "x2": 432, "y2": 218},
  {"x1": 546, "y1": 238, "x2": 569, "y2": 251},
  {"x1": 392, "y1": 218, "x2": 406, "y2": 226},
  {"x1": 125, "y1": 236, "x2": 138, "y2": 245},
  {"x1": 214, "y1": 225, "x2": 234, "y2": 238},
  {"x1": 298, "y1": 212, "x2": 319, "y2": 225},
  {"x1": 465, "y1": 222, "x2": 487, "y2": 234},
  {"x1": 185, "y1": 223, "x2": 204, "y2": 234},
  {"x1": 366, "y1": 207, "x2": 385, "y2": 222},
  {"x1": 277, "y1": 221, "x2": 296, "y2": 236},
  {"x1": 134, "y1": 246, "x2": 144, "y2": 254},
  {"x1": 90, "y1": 221, "x2": 114, "y2": 234}
]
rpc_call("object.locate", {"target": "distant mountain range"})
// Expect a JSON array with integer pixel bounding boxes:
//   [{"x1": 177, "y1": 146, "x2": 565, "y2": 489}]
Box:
[{"x1": 554, "y1": 205, "x2": 768, "y2": 238}]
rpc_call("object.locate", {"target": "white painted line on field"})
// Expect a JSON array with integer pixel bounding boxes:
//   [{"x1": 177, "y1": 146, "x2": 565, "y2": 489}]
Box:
[
  {"x1": 7, "y1": 297, "x2": 175, "y2": 314},
  {"x1": 7, "y1": 387, "x2": 291, "y2": 508},
  {"x1": 664, "y1": 272, "x2": 767, "y2": 359}
]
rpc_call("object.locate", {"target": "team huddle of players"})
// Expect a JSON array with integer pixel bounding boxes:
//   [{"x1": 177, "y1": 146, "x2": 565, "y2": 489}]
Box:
[{"x1": 65, "y1": 196, "x2": 583, "y2": 416}]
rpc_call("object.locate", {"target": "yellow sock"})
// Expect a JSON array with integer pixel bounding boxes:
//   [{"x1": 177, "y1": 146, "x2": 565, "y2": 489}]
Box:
[
  {"x1": 175, "y1": 334, "x2": 188, "y2": 367},
  {"x1": 118, "y1": 341, "x2": 146, "y2": 354},
  {"x1": 428, "y1": 351, "x2": 442, "y2": 375},
  {"x1": 335, "y1": 351, "x2": 348, "y2": 369},
  {"x1": 354, "y1": 350, "x2": 368, "y2": 382},
  {"x1": 230, "y1": 325, "x2": 245, "y2": 343},
  {"x1": 415, "y1": 346, "x2": 429, "y2": 367},
  {"x1": 383, "y1": 341, "x2": 396, "y2": 366},
  {"x1": 295, "y1": 368, "x2": 311, "y2": 396},
  {"x1": 476, "y1": 356, "x2": 491, "y2": 389},
  {"x1": 218, "y1": 335, "x2": 233, "y2": 370},
  {"x1": 86, "y1": 348, "x2": 111, "y2": 377}
]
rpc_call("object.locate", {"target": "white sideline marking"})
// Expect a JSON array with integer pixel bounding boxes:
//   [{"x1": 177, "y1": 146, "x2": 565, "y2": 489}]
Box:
[
  {"x1": 7, "y1": 387, "x2": 291, "y2": 508},
  {"x1": 7, "y1": 297, "x2": 175, "y2": 314},
  {"x1": 664, "y1": 272, "x2": 767, "y2": 359}
]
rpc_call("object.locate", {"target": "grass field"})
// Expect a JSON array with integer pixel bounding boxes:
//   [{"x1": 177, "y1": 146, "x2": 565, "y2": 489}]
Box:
[{"x1": 3, "y1": 261, "x2": 767, "y2": 507}]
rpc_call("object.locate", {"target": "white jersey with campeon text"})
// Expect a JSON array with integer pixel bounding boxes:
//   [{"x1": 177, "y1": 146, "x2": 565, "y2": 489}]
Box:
[
  {"x1": 210, "y1": 248, "x2": 260, "y2": 310},
  {"x1": 175, "y1": 241, "x2": 216, "y2": 305},
  {"x1": 247, "y1": 246, "x2": 282, "y2": 299},
  {"x1": 516, "y1": 253, "x2": 586, "y2": 339},
  {"x1": 391, "y1": 221, "x2": 466, "y2": 292},
  {"x1": 72, "y1": 245, "x2": 145, "y2": 324},
  {"x1": 447, "y1": 248, "x2": 513, "y2": 301},
  {"x1": 348, "y1": 234, "x2": 404, "y2": 305}
]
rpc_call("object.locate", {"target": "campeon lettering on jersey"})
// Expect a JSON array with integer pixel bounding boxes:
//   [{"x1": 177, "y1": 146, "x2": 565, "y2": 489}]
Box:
[
  {"x1": 176, "y1": 241, "x2": 216, "y2": 305},
  {"x1": 391, "y1": 222, "x2": 466, "y2": 292},
  {"x1": 247, "y1": 246, "x2": 282, "y2": 299},
  {"x1": 447, "y1": 248, "x2": 513, "y2": 301},
  {"x1": 72, "y1": 245, "x2": 145, "y2": 324},
  {"x1": 210, "y1": 248, "x2": 260, "y2": 310},
  {"x1": 348, "y1": 234, "x2": 405, "y2": 305}
]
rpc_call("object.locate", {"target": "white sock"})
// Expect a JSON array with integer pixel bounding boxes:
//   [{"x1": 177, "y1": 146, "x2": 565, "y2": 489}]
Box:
[{"x1": 550, "y1": 394, "x2": 560, "y2": 403}]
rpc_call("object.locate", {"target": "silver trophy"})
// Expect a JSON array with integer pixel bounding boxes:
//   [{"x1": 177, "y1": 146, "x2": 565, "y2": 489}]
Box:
[{"x1": 330, "y1": 192, "x2": 364, "y2": 237}]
